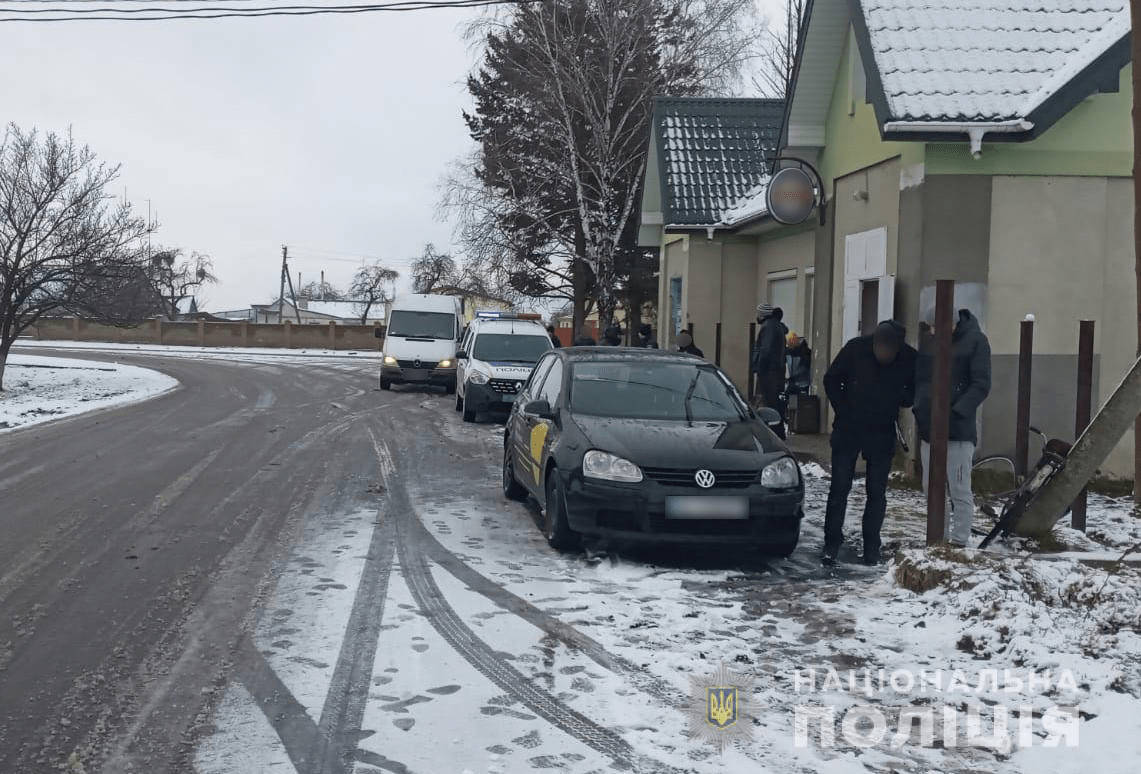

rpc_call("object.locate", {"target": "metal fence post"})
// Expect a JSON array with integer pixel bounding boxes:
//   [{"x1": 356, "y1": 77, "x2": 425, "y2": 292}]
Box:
[
  {"x1": 1072, "y1": 320, "x2": 1095, "y2": 531},
  {"x1": 1016, "y1": 316, "x2": 1035, "y2": 477},
  {"x1": 927, "y1": 279, "x2": 954, "y2": 545}
]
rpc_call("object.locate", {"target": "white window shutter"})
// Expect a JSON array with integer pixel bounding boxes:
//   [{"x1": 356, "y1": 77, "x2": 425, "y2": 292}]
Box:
[
  {"x1": 843, "y1": 279, "x2": 860, "y2": 344},
  {"x1": 877, "y1": 274, "x2": 896, "y2": 322}
]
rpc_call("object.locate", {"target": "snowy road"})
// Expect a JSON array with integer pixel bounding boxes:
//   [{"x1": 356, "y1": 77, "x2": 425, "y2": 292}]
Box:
[{"x1": 2, "y1": 346, "x2": 1138, "y2": 774}]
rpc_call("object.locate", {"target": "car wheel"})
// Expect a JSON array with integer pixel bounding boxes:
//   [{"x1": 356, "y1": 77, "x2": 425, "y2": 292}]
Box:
[
  {"x1": 380, "y1": 378, "x2": 392, "y2": 391},
  {"x1": 543, "y1": 469, "x2": 577, "y2": 550},
  {"x1": 462, "y1": 402, "x2": 476, "y2": 422},
  {"x1": 455, "y1": 392, "x2": 463, "y2": 412},
  {"x1": 502, "y1": 444, "x2": 527, "y2": 502}
]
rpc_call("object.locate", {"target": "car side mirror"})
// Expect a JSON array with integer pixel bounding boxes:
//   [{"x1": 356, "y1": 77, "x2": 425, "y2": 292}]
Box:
[
  {"x1": 455, "y1": 350, "x2": 468, "y2": 360},
  {"x1": 524, "y1": 399, "x2": 556, "y2": 420},
  {"x1": 757, "y1": 407, "x2": 783, "y2": 428},
  {"x1": 373, "y1": 328, "x2": 384, "y2": 339}
]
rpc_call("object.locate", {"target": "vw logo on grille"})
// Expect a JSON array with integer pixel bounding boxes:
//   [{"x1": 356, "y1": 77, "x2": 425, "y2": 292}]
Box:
[
  {"x1": 695, "y1": 469, "x2": 716, "y2": 489},
  {"x1": 413, "y1": 358, "x2": 422, "y2": 369}
]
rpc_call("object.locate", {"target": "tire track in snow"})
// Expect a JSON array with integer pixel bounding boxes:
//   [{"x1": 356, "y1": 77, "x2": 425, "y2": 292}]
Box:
[{"x1": 390, "y1": 476, "x2": 691, "y2": 774}]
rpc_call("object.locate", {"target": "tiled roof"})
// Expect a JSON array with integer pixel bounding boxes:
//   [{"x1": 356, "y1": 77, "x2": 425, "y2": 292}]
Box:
[
  {"x1": 862, "y1": 0, "x2": 1130, "y2": 122},
  {"x1": 654, "y1": 98, "x2": 784, "y2": 226}
]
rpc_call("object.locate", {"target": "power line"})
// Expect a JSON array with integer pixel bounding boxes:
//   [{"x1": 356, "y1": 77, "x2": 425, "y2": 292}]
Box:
[{"x1": 0, "y1": 0, "x2": 533, "y2": 22}]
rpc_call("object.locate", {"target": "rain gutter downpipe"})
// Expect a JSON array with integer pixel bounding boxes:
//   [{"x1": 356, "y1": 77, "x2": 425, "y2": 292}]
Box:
[{"x1": 882, "y1": 119, "x2": 1034, "y2": 159}]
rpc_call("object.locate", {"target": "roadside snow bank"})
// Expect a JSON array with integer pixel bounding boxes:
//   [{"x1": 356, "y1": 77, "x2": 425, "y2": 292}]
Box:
[{"x1": 0, "y1": 354, "x2": 178, "y2": 432}]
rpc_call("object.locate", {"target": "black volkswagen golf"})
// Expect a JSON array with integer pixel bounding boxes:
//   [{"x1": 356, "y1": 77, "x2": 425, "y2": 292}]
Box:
[{"x1": 502, "y1": 347, "x2": 804, "y2": 555}]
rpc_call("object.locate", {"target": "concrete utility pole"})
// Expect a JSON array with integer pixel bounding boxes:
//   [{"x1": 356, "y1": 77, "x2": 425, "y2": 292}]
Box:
[
  {"x1": 278, "y1": 246, "x2": 287, "y2": 325},
  {"x1": 1017, "y1": 354, "x2": 1141, "y2": 537},
  {"x1": 283, "y1": 246, "x2": 302, "y2": 324},
  {"x1": 1133, "y1": 0, "x2": 1141, "y2": 502}
]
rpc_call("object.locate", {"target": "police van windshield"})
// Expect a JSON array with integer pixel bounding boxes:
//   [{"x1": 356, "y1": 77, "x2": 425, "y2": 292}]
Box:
[
  {"x1": 472, "y1": 333, "x2": 552, "y2": 364},
  {"x1": 387, "y1": 310, "x2": 456, "y2": 339}
]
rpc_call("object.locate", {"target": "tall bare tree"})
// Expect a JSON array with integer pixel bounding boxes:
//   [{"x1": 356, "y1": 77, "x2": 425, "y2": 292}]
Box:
[
  {"x1": 0, "y1": 125, "x2": 149, "y2": 390},
  {"x1": 349, "y1": 261, "x2": 399, "y2": 324},
  {"x1": 451, "y1": 0, "x2": 758, "y2": 332},
  {"x1": 752, "y1": 0, "x2": 804, "y2": 98}
]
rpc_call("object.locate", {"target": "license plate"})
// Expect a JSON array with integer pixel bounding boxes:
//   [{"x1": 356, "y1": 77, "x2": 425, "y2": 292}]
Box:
[{"x1": 664, "y1": 496, "x2": 748, "y2": 520}]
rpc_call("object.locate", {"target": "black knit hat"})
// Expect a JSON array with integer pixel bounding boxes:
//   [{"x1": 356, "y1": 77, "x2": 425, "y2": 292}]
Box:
[{"x1": 873, "y1": 320, "x2": 906, "y2": 347}]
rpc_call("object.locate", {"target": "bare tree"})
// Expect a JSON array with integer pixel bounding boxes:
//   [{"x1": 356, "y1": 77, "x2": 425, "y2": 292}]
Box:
[
  {"x1": 752, "y1": 0, "x2": 804, "y2": 98},
  {"x1": 349, "y1": 261, "x2": 399, "y2": 324},
  {"x1": 148, "y1": 248, "x2": 216, "y2": 318},
  {"x1": 410, "y1": 244, "x2": 459, "y2": 295},
  {"x1": 451, "y1": 0, "x2": 759, "y2": 332},
  {"x1": 0, "y1": 125, "x2": 149, "y2": 390}
]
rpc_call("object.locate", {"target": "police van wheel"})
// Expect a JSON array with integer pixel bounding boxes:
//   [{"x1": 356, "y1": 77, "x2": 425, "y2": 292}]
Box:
[
  {"x1": 462, "y1": 403, "x2": 476, "y2": 422},
  {"x1": 455, "y1": 393, "x2": 463, "y2": 412}
]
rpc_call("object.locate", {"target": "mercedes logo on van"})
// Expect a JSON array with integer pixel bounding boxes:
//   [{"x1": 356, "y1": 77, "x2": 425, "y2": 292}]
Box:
[
  {"x1": 413, "y1": 358, "x2": 422, "y2": 369},
  {"x1": 695, "y1": 469, "x2": 716, "y2": 489}
]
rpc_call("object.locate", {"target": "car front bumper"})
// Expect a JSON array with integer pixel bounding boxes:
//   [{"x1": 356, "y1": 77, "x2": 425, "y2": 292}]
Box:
[
  {"x1": 562, "y1": 473, "x2": 803, "y2": 547},
  {"x1": 382, "y1": 364, "x2": 456, "y2": 388},
  {"x1": 464, "y1": 382, "x2": 519, "y2": 413}
]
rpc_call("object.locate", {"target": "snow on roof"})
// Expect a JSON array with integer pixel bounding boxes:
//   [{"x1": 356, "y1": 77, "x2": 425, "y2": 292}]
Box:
[
  {"x1": 863, "y1": 0, "x2": 1130, "y2": 122},
  {"x1": 653, "y1": 98, "x2": 783, "y2": 226},
  {"x1": 720, "y1": 182, "x2": 769, "y2": 227},
  {"x1": 304, "y1": 300, "x2": 379, "y2": 320}
]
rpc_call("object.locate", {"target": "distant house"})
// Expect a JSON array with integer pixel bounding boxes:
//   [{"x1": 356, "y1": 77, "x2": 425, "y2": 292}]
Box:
[{"x1": 249, "y1": 298, "x2": 383, "y2": 325}]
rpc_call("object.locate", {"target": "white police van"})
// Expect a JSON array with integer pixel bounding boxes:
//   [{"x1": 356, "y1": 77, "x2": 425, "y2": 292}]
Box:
[{"x1": 455, "y1": 312, "x2": 553, "y2": 422}]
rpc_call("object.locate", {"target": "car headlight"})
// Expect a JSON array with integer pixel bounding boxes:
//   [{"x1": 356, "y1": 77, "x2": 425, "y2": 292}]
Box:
[
  {"x1": 383, "y1": 356, "x2": 397, "y2": 365},
  {"x1": 438, "y1": 359, "x2": 453, "y2": 368},
  {"x1": 583, "y1": 450, "x2": 643, "y2": 483},
  {"x1": 468, "y1": 369, "x2": 490, "y2": 385},
  {"x1": 761, "y1": 456, "x2": 799, "y2": 488}
]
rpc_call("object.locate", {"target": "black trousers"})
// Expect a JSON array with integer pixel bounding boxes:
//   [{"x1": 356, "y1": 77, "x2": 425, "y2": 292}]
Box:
[
  {"x1": 758, "y1": 370, "x2": 787, "y2": 438},
  {"x1": 823, "y1": 432, "x2": 894, "y2": 557}
]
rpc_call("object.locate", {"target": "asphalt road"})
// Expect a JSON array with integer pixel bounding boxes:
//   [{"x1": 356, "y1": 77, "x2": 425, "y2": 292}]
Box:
[
  {"x1": 0, "y1": 348, "x2": 397, "y2": 773},
  {"x1": 0, "y1": 346, "x2": 890, "y2": 774}
]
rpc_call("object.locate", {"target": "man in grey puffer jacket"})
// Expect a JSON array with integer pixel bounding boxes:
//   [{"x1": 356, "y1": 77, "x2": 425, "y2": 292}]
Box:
[{"x1": 913, "y1": 309, "x2": 992, "y2": 546}]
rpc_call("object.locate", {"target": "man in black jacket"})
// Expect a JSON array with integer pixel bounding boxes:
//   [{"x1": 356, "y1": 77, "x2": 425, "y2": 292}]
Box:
[
  {"x1": 822, "y1": 320, "x2": 916, "y2": 564},
  {"x1": 752, "y1": 303, "x2": 788, "y2": 435},
  {"x1": 913, "y1": 309, "x2": 991, "y2": 546}
]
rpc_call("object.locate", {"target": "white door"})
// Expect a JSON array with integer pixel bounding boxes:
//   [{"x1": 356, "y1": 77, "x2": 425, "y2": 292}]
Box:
[
  {"x1": 842, "y1": 279, "x2": 860, "y2": 344},
  {"x1": 877, "y1": 274, "x2": 896, "y2": 322}
]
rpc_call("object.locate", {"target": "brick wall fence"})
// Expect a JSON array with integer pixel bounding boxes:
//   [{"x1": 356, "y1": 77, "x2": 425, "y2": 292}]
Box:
[{"x1": 31, "y1": 317, "x2": 384, "y2": 351}]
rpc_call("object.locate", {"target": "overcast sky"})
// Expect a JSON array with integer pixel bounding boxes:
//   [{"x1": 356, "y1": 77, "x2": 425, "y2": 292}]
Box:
[{"x1": 0, "y1": 0, "x2": 785, "y2": 311}]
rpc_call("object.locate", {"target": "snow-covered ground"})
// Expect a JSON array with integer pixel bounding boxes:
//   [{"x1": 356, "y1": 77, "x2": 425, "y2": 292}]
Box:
[
  {"x1": 14, "y1": 338, "x2": 378, "y2": 363},
  {"x1": 194, "y1": 385, "x2": 1141, "y2": 774},
  {"x1": 0, "y1": 354, "x2": 178, "y2": 433}
]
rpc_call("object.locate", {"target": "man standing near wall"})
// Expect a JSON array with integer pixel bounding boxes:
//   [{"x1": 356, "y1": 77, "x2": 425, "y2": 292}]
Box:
[
  {"x1": 913, "y1": 309, "x2": 992, "y2": 547},
  {"x1": 752, "y1": 303, "x2": 788, "y2": 437},
  {"x1": 822, "y1": 321, "x2": 916, "y2": 565}
]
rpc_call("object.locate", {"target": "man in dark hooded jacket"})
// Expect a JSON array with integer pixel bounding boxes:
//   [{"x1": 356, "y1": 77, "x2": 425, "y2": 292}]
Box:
[
  {"x1": 752, "y1": 303, "x2": 788, "y2": 435},
  {"x1": 822, "y1": 320, "x2": 916, "y2": 565},
  {"x1": 913, "y1": 309, "x2": 991, "y2": 547}
]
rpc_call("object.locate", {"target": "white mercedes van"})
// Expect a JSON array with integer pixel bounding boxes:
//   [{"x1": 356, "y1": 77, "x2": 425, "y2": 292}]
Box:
[{"x1": 377, "y1": 294, "x2": 461, "y2": 393}]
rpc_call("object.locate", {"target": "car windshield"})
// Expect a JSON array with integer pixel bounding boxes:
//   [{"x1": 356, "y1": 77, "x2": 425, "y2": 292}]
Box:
[
  {"x1": 569, "y1": 361, "x2": 746, "y2": 421},
  {"x1": 387, "y1": 310, "x2": 455, "y2": 339},
  {"x1": 472, "y1": 333, "x2": 551, "y2": 363}
]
